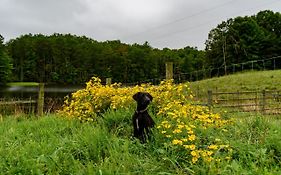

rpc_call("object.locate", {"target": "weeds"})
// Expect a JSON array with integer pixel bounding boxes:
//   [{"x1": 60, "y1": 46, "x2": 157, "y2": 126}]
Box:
[
  {"x1": 1, "y1": 74, "x2": 281, "y2": 174},
  {"x1": 0, "y1": 113, "x2": 280, "y2": 174}
]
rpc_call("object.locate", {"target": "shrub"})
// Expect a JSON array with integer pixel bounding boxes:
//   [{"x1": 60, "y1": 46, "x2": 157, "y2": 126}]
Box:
[{"x1": 60, "y1": 77, "x2": 233, "y2": 165}]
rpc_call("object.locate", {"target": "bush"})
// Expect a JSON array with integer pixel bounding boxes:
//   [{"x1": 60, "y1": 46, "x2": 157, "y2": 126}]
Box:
[{"x1": 60, "y1": 77, "x2": 233, "y2": 165}]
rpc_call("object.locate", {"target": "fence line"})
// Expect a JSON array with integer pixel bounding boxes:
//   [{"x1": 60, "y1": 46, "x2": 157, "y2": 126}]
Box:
[
  {"x1": 175, "y1": 56, "x2": 281, "y2": 82},
  {"x1": 2, "y1": 56, "x2": 281, "y2": 115},
  {"x1": 0, "y1": 84, "x2": 45, "y2": 116},
  {"x1": 121, "y1": 56, "x2": 281, "y2": 85},
  {"x1": 0, "y1": 99, "x2": 36, "y2": 105},
  {"x1": 205, "y1": 90, "x2": 281, "y2": 115}
]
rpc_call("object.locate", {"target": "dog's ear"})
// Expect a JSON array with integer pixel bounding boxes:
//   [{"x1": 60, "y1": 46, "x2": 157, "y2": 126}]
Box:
[
  {"x1": 146, "y1": 93, "x2": 153, "y2": 102},
  {"x1": 133, "y1": 92, "x2": 141, "y2": 101}
]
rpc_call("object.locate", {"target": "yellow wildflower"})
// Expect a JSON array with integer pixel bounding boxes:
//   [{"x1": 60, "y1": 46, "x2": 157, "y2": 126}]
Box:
[
  {"x1": 205, "y1": 157, "x2": 213, "y2": 162},
  {"x1": 208, "y1": 145, "x2": 218, "y2": 150},
  {"x1": 187, "y1": 130, "x2": 194, "y2": 134},
  {"x1": 181, "y1": 138, "x2": 188, "y2": 142},
  {"x1": 177, "y1": 124, "x2": 184, "y2": 129},
  {"x1": 172, "y1": 129, "x2": 182, "y2": 134},
  {"x1": 192, "y1": 157, "x2": 198, "y2": 164},
  {"x1": 191, "y1": 150, "x2": 198, "y2": 157},
  {"x1": 172, "y1": 139, "x2": 183, "y2": 145},
  {"x1": 183, "y1": 144, "x2": 196, "y2": 150},
  {"x1": 207, "y1": 151, "x2": 213, "y2": 156},
  {"x1": 60, "y1": 77, "x2": 233, "y2": 164},
  {"x1": 188, "y1": 134, "x2": 196, "y2": 141}
]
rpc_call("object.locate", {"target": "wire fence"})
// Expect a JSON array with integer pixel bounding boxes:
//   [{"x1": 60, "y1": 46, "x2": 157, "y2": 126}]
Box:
[
  {"x1": 1, "y1": 56, "x2": 280, "y2": 115},
  {"x1": 204, "y1": 90, "x2": 281, "y2": 115},
  {"x1": 174, "y1": 56, "x2": 281, "y2": 83},
  {"x1": 0, "y1": 84, "x2": 64, "y2": 115},
  {"x1": 121, "y1": 56, "x2": 281, "y2": 86}
]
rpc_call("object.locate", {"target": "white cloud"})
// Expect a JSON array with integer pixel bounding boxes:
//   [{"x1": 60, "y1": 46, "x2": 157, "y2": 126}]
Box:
[{"x1": 0, "y1": 0, "x2": 280, "y2": 49}]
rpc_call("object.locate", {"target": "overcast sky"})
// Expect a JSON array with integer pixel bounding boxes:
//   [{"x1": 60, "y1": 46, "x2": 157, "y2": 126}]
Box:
[{"x1": 1, "y1": 0, "x2": 280, "y2": 50}]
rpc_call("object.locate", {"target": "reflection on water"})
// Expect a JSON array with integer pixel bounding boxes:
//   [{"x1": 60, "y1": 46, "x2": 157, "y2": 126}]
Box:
[
  {"x1": 0, "y1": 84, "x2": 84, "y2": 114},
  {"x1": 0, "y1": 85, "x2": 84, "y2": 98}
]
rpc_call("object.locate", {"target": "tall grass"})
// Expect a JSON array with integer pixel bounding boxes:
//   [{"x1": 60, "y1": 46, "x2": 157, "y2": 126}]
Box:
[
  {"x1": 0, "y1": 112, "x2": 184, "y2": 174},
  {"x1": 190, "y1": 70, "x2": 281, "y2": 98},
  {"x1": 0, "y1": 111, "x2": 281, "y2": 174},
  {"x1": 1, "y1": 71, "x2": 281, "y2": 174}
]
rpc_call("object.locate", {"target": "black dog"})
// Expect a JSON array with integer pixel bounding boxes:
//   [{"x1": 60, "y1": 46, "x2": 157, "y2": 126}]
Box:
[{"x1": 132, "y1": 92, "x2": 155, "y2": 143}]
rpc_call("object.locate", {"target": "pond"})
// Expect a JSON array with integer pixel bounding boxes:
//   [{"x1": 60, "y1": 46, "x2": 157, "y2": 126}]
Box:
[
  {"x1": 0, "y1": 85, "x2": 84, "y2": 98},
  {"x1": 0, "y1": 84, "x2": 84, "y2": 114}
]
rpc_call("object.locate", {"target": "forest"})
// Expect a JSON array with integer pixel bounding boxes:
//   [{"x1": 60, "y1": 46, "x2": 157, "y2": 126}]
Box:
[{"x1": 0, "y1": 10, "x2": 280, "y2": 85}]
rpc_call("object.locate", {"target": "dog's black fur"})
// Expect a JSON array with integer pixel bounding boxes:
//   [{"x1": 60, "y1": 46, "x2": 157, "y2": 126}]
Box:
[{"x1": 132, "y1": 92, "x2": 155, "y2": 143}]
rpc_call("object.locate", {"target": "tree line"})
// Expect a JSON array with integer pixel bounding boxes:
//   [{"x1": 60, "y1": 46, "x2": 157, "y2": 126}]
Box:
[
  {"x1": 4, "y1": 34, "x2": 205, "y2": 84},
  {"x1": 0, "y1": 35, "x2": 12, "y2": 85},
  {"x1": 206, "y1": 10, "x2": 281, "y2": 74},
  {"x1": 0, "y1": 10, "x2": 280, "y2": 85}
]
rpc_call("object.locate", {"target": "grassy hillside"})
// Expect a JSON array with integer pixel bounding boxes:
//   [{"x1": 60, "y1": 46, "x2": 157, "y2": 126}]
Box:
[{"x1": 190, "y1": 70, "x2": 281, "y2": 93}]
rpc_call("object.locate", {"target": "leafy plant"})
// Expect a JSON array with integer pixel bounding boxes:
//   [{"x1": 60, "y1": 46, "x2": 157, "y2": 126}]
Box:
[{"x1": 60, "y1": 77, "x2": 233, "y2": 165}]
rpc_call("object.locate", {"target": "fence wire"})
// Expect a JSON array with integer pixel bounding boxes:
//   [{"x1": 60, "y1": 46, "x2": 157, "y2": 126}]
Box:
[{"x1": 204, "y1": 90, "x2": 281, "y2": 115}]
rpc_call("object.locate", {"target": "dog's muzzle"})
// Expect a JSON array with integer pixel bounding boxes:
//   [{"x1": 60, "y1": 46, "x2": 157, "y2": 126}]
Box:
[{"x1": 142, "y1": 96, "x2": 151, "y2": 106}]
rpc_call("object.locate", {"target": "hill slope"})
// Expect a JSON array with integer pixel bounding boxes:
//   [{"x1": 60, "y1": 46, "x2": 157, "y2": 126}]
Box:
[{"x1": 190, "y1": 70, "x2": 281, "y2": 95}]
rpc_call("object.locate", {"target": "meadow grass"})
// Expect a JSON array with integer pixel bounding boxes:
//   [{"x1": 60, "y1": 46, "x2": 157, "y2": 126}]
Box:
[
  {"x1": 0, "y1": 111, "x2": 280, "y2": 174},
  {"x1": 1, "y1": 72, "x2": 281, "y2": 174},
  {"x1": 190, "y1": 70, "x2": 281, "y2": 97}
]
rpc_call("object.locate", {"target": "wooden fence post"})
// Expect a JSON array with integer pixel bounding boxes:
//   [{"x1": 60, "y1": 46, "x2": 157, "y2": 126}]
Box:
[
  {"x1": 208, "y1": 90, "x2": 213, "y2": 109},
  {"x1": 106, "y1": 78, "x2": 112, "y2": 85},
  {"x1": 237, "y1": 91, "x2": 240, "y2": 107},
  {"x1": 255, "y1": 91, "x2": 258, "y2": 112},
  {"x1": 261, "y1": 90, "x2": 266, "y2": 114},
  {"x1": 165, "y1": 62, "x2": 173, "y2": 80},
  {"x1": 37, "y1": 83, "x2": 44, "y2": 116}
]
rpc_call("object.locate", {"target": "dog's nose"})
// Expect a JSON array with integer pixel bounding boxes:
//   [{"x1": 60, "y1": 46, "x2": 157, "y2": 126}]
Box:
[{"x1": 144, "y1": 96, "x2": 151, "y2": 104}]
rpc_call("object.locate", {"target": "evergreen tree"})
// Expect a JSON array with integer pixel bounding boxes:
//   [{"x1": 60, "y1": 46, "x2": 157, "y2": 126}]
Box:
[{"x1": 0, "y1": 35, "x2": 12, "y2": 85}]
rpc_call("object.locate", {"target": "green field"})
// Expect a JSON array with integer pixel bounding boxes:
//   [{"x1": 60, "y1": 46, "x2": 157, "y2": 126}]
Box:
[
  {"x1": 1, "y1": 71, "x2": 281, "y2": 174},
  {"x1": 190, "y1": 70, "x2": 281, "y2": 96},
  {"x1": 0, "y1": 113, "x2": 280, "y2": 174},
  {"x1": 189, "y1": 70, "x2": 281, "y2": 114}
]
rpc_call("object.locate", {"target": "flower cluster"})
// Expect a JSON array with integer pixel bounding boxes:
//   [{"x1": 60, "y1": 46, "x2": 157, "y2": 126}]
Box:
[
  {"x1": 60, "y1": 77, "x2": 233, "y2": 164},
  {"x1": 60, "y1": 78, "x2": 187, "y2": 121},
  {"x1": 155, "y1": 83, "x2": 233, "y2": 164}
]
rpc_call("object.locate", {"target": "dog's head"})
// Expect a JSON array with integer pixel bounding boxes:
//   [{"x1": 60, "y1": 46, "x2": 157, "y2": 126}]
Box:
[{"x1": 133, "y1": 92, "x2": 153, "y2": 107}]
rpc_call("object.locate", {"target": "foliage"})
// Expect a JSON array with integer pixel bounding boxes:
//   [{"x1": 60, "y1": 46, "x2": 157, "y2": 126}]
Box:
[
  {"x1": 205, "y1": 10, "x2": 281, "y2": 76},
  {"x1": 5, "y1": 34, "x2": 205, "y2": 84},
  {"x1": 0, "y1": 35, "x2": 12, "y2": 84},
  {"x1": 60, "y1": 77, "x2": 233, "y2": 165},
  {"x1": 2, "y1": 10, "x2": 281, "y2": 84}
]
